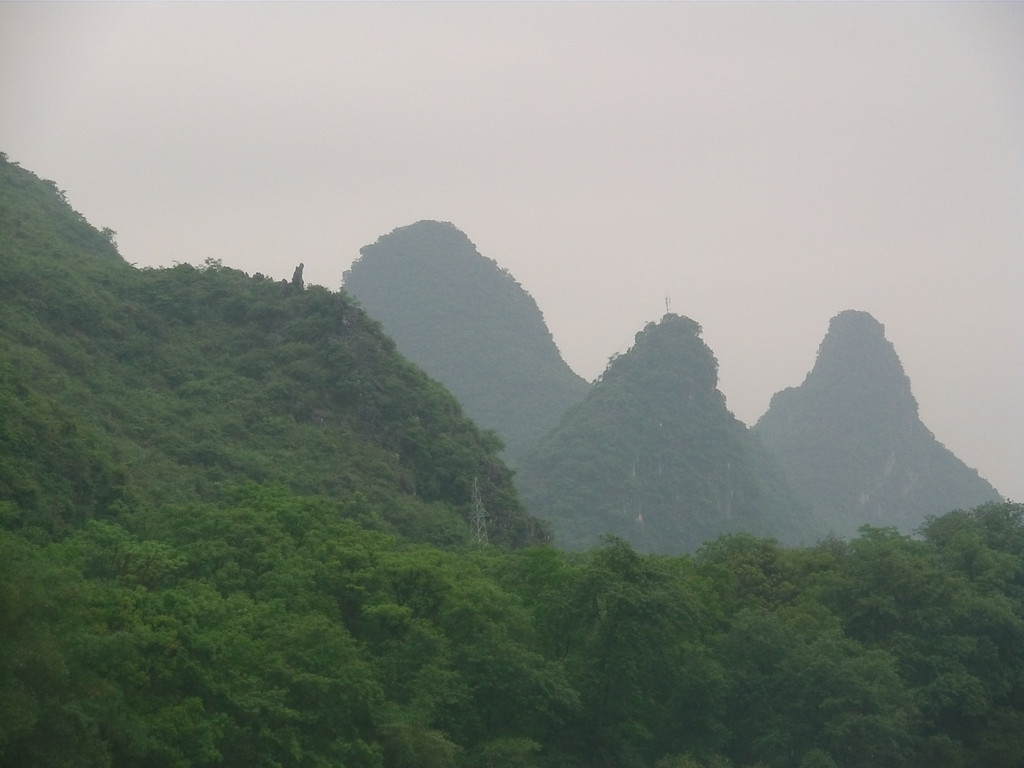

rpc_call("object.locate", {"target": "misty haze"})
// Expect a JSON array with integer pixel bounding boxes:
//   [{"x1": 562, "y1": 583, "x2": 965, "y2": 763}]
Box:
[{"x1": 1, "y1": 3, "x2": 1022, "y2": 767}]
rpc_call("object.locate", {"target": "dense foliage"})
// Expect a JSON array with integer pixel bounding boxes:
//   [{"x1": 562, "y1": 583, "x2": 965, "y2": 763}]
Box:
[
  {"x1": 5, "y1": 154, "x2": 1022, "y2": 767},
  {"x1": 517, "y1": 315, "x2": 813, "y2": 553},
  {"x1": 3, "y1": 495, "x2": 1024, "y2": 767},
  {"x1": 0, "y1": 155, "x2": 541, "y2": 547},
  {"x1": 754, "y1": 311, "x2": 1000, "y2": 538},
  {"x1": 343, "y1": 221, "x2": 590, "y2": 463}
]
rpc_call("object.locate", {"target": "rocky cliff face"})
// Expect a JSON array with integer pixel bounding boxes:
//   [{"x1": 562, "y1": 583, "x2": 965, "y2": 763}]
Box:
[
  {"x1": 754, "y1": 310, "x2": 1001, "y2": 537},
  {"x1": 516, "y1": 314, "x2": 811, "y2": 553},
  {"x1": 343, "y1": 220, "x2": 589, "y2": 462}
]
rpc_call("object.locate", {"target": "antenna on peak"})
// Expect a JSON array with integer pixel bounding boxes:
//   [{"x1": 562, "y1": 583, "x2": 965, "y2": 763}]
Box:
[{"x1": 665, "y1": 295, "x2": 672, "y2": 315}]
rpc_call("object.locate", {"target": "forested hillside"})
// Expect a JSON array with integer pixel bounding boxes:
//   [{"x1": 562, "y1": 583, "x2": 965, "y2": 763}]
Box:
[
  {"x1": 343, "y1": 221, "x2": 590, "y2": 462},
  {"x1": 4, "y1": 153, "x2": 1024, "y2": 768},
  {"x1": 516, "y1": 314, "x2": 814, "y2": 553},
  {"x1": 754, "y1": 310, "x2": 1001, "y2": 538},
  {"x1": 0, "y1": 153, "x2": 540, "y2": 546},
  {"x1": 5, "y1": 494, "x2": 1024, "y2": 768}
]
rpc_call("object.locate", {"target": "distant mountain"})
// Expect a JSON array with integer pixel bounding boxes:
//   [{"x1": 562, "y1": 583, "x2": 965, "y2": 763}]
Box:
[
  {"x1": 11, "y1": 156, "x2": 1024, "y2": 768},
  {"x1": 753, "y1": 310, "x2": 1001, "y2": 537},
  {"x1": 0, "y1": 154, "x2": 541, "y2": 546},
  {"x1": 343, "y1": 220, "x2": 590, "y2": 462},
  {"x1": 515, "y1": 314, "x2": 813, "y2": 553}
]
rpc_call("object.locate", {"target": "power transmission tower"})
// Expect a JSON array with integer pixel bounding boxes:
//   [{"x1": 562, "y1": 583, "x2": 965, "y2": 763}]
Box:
[{"x1": 470, "y1": 477, "x2": 489, "y2": 545}]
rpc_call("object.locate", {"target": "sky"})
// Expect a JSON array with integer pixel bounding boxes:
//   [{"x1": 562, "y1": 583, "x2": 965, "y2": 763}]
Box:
[{"x1": 1, "y1": 2, "x2": 1021, "y2": 502}]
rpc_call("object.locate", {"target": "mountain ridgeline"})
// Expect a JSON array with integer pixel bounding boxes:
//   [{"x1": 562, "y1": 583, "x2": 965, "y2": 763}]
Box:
[
  {"x1": 343, "y1": 221, "x2": 590, "y2": 462},
  {"x1": 753, "y1": 310, "x2": 1001, "y2": 537},
  {"x1": 0, "y1": 154, "x2": 541, "y2": 546},
  {"x1": 516, "y1": 314, "x2": 814, "y2": 552},
  {"x1": 342, "y1": 222, "x2": 1002, "y2": 551},
  {"x1": 5, "y1": 153, "x2": 1024, "y2": 768}
]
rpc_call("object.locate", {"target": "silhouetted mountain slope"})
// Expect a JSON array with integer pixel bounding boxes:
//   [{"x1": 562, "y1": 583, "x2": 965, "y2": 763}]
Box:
[
  {"x1": 516, "y1": 314, "x2": 812, "y2": 553},
  {"x1": 343, "y1": 220, "x2": 590, "y2": 462},
  {"x1": 0, "y1": 154, "x2": 541, "y2": 546},
  {"x1": 753, "y1": 310, "x2": 1001, "y2": 537}
]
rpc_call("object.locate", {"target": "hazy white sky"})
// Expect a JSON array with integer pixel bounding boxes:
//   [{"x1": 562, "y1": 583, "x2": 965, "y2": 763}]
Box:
[{"x1": 1, "y1": 2, "x2": 1021, "y2": 502}]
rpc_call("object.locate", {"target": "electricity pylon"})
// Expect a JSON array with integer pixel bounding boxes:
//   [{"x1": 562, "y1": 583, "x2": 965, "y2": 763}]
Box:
[{"x1": 470, "y1": 477, "x2": 489, "y2": 545}]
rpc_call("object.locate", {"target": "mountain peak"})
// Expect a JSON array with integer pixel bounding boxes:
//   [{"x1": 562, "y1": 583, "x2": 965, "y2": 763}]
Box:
[
  {"x1": 598, "y1": 313, "x2": 718, "y2": 397},
  {"x1": 775, "y1": 309, "x2": 917, "y2": 420},
  {"x1": 344, "y1": 221, "x2": 589, "y2": 461},
  {"x1": 755, "y1": 310, "x2": 999, "y2": 536},
  {"x1": 818, "y1": 310, "x2": 890, "y2": 367},
  {"x1": 352, "y1": 220, "x2": 479, "y2": 271},
  {"x1": 517, "y1": 312, "x2": 809, "y2": 553},
  {"x1": 828, "y1": 308, "x2": 884, "y2": 333}
]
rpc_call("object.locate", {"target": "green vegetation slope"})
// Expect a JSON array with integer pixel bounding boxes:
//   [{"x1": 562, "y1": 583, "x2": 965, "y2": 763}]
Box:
[
  {"x1": 5, "y1": 492, "x2": 1024, "y2": 768},
  {"x1": 0, "y1": 152, "x2": 540, "y2": 546},
  {"x1": 753, "y1": 310, "x2": 1001, "y2": 538},
  {"x1": 4, "y1": 154, "x2": 1024, "y2": 768},
  {"x1": 343, "y1": 221, "x2": 590, "y2": 463},
  {"x1": 515, "y1": 314, "x2": 814, "y2": 552}
]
